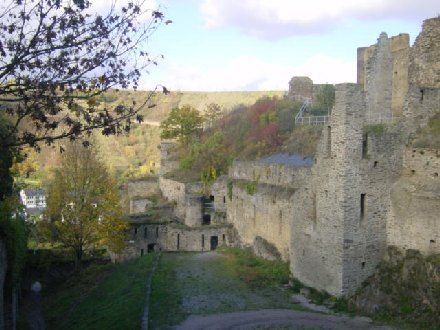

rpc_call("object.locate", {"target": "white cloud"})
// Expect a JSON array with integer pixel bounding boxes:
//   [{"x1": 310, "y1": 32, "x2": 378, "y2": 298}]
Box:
[
  {"x1": 200, "y1": 0, "x2": 437, "y2": 38},
  {"x1": 142, "y1": 55, "x2": 356, "y2": 91}
]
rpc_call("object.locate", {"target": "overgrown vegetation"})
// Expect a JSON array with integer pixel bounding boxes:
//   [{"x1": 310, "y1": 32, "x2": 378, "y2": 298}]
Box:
[
  {"x1": 365, "y1": 124, "x2": 386, "y2": 135},
  {"x1": 218, "y1": 247, "x2": 290, "y2": 288},
  {"x1": 164, "y1": 94, "x2": 326, "y2": 190},
  {"x1": 349, "y1": 247, "x2": 440, "y2": 328},
  {"x1": 412, "y1": 113, "x2": 440, "y2": 149}
]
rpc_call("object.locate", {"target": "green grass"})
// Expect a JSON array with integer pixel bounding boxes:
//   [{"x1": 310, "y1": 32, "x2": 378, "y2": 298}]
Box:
[
  {"x1": 365, "y1": 124, "x2": 385, "y2": 135},
  {"x1": 218, "y1": 247, "x2": 290, "y2": 288},
  {"x1": 43, "y1": 255, "x2": 154, "y2": 330},
  {"x1": 149, "y1": 253, "x2": 188, "y2": 328}
]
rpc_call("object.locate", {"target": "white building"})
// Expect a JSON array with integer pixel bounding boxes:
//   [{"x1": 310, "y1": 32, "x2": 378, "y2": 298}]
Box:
[{"x1": 20, "y1": 189, "x2": 46, "y2": 215}]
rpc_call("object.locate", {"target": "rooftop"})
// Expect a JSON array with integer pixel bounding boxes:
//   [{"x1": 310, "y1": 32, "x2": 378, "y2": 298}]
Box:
[{"x1": 258, "y1": 153, "x2": 314, "y2": 167}]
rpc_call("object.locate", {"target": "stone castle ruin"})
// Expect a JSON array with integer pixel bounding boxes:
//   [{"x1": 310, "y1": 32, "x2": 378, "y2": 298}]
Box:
[{"x1": 116, "y1": 17, "x2": 440, "y2": 297}]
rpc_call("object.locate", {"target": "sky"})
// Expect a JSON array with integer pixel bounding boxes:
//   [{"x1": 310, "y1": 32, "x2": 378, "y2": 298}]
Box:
[{"x1": 139, "y1": 0, "x2": 438, "y2": 91}]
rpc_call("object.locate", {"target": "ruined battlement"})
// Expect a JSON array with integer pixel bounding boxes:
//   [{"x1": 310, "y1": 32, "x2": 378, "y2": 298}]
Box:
[
  {"x1": 229, "y1": 160, "x2": 312, "y2": 189},
  {"x1": 357, "y1": 32, "x2": 410, "y2": 117}
]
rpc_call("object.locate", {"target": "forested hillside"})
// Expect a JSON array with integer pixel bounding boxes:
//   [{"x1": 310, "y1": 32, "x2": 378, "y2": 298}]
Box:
[{"x1": 16, "y1": 90, "x2": 285, "y2": 188}]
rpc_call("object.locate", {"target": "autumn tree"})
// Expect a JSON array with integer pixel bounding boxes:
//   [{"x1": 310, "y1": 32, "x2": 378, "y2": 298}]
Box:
[
  {"x1": 160, "y1": 105, "x2": 203, "y2": 144},
  {"x1": 0, "y1": 0, "x2": 170, "y2": 150},
  {"x1": 45, "y1": 141, "x2": 128, "y2": 266}
]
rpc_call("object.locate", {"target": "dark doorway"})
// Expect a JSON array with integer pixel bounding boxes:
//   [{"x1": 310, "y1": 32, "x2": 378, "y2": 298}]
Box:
[
  {"x1": 148, "y1": 243, "x2": 156, "y2": 253},
  {"x1": 209, "y1": 195, "x2": 214, "y2": 202},
  {"x1": 203, "y1": 214, "x2": 211, "y2": 225},
  {"x1": 210, "y1": 236, "x2": 218, "y2": 250},
  {"x1": 140, "y1": 249, "x2": 144, "y2": 256}
]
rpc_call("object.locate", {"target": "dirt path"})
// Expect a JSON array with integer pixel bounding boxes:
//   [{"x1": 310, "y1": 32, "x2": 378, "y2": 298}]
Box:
[
  {"x1": 175, "y1": 309, "x2": 390, "y2": 330},
  {"x1": 142, "y1": 253, "x2": 160, "y2": 330},
  {"x1": 26, "y1": 291, "x2": 46, "y2": 330}
]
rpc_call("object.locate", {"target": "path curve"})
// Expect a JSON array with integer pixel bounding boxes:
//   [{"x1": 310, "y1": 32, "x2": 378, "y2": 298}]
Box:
[{"x1": 175, "y1": 309, "x2": 390, "y2": 330}]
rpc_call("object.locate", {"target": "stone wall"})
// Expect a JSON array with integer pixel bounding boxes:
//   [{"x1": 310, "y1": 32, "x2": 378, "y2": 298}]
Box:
[
  {"x1": 0, "y1": 240, "x2": 5, "y2": 330},
  {"x1": 113, "y1": 223, "x2": 231, "y2": 261},
  {"x1": 159, "y1": 142, "x2": 180, "y2": 175},
  {"x1": 291, "y1": 84, "x2": 404, "y2": 296},
  {"x1": 129, "y1": 198, "x2": 152, "y2": 214},
  {"x1": 127, "y1": 179, "x2": 160, "y2": 199},
  {"x1": 159, "y1": 177, "x2": 203, "y2": 226},
  {"x1": 358, "y1": 33, "x2": 410, "y2": 116},
  {"x1": 387, "y1": 149, "x2": 440, "y2": 254},
  {"x1": 408, "y1": 17, "x2": 440, "y2": 89},
  {"x1": 227, "y1": 162, "x2": 311, "y2": 261},
  {"x1": 288, "y1": 76, "x2": 313, "y2": 102},
  {"x1": 230, "y1": 161, "x2": 310, "y2": 188},
  {"x1": 211, "y1": 176, "x2": 228, "y2": 213}
]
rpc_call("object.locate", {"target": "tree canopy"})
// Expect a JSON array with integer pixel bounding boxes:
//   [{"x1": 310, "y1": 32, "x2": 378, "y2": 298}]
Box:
[
  {"x1": 0, "y1": 0, "x2": 169, "y2": 149},
  {"x1": 45, "y1": 141, "x2": 128, "y2": 264},
  {"x1": 160, "y1": 105, "x2": 204, "y2": 144}
]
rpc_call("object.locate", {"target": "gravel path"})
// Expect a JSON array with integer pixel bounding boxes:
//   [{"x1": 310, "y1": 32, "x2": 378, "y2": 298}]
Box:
[
  {"x1": 155, "y1": 252, "x2": 390, "y2": 330},
  {"x1": 175, "y1": 309, "x2": 391, "y2": 330},
  {"x1": 174, "y1": 252, "x2": 294, "y2": 314}
]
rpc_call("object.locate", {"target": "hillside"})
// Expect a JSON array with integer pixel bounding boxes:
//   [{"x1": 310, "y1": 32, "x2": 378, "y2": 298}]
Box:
[{"x1": 17, "y1": 90, "x2": 285, "y2": 186}]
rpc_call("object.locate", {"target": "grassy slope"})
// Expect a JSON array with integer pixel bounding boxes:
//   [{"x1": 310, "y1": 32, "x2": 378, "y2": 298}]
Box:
[{"x1": 42, "y1": 255, "x2": 153, "y2": 330}]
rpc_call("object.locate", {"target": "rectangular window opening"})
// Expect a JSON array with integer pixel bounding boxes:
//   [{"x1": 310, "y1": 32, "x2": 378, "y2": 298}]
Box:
[
  {"x1": 362, "y1": 133, "x2": 368, "y2": 159},
  {"x1": 360, "y1": 193, "x2": 366, "y2": 221},
  {"x1": 202, "y1": 234, "x2": 205, "y2": 249}
]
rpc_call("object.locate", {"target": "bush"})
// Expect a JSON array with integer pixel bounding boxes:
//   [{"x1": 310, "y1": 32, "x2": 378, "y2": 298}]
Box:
[{"x1": 219, "y1": 247, "x2": 290, "y2": 288}]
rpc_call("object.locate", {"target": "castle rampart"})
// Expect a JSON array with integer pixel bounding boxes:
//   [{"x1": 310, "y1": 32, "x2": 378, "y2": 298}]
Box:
[{"x1": 387, "y1": 148, "x2": 440, "y2": 255}]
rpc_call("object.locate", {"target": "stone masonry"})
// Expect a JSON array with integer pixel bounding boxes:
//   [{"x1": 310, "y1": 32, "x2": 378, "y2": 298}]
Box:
[
  {"x1": 120, "y1": 17, "x2": 439, "y2": 298},
  {"x1": 226, "y1": 17, "x2": 440, "y2": 297}
]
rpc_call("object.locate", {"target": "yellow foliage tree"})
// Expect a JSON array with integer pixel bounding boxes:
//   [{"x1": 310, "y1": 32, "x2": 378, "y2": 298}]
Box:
[{"x1": 46, "y1": 142, "x2": 128, "y2": 266}]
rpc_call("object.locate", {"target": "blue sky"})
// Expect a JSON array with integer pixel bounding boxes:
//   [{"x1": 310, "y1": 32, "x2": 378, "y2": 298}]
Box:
[{"x1": 140, "y1": 0, "x2": 437, "y2": 91}]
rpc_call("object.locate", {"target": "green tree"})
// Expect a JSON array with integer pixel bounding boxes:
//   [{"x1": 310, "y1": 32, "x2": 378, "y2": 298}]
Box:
[
  {"x1": 45, "y1": 142, "x2": 128, "y2": 266},
  {"x1": 160, "y1": 105, "x2": 204, "y2": 144},
  {"x1": 315, "y1": 84, "x2": 335, "y2": 113},
  {"x1": 204, "y1": 103, "x2": 223, "y2": 128}
]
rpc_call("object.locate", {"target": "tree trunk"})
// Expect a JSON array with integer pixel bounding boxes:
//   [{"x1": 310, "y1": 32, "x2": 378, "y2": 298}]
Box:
[{"x1": 74, "y1": 247, "x2": 83, "y2": 270}]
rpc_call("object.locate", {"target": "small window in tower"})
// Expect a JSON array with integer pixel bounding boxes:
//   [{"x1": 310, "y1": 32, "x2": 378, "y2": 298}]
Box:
[
  {"x1": 134, "y1": 227, "x2": 138, "y2": 235},
  {"x1": 223, "y1": 196, "x2": 226, "y2": 203},
  {"x1": 420, "y1": 89, "x2": 424, "y2": 102},
  {"x1": 156, "y1": 227, "x2": 159, "y2": 238},
  {"x1": 374, "y1": 161, "x2": 378, "y2": 168},
  {"x1": 210, "y1": 195, "x2": 214, "y2": 202},
  {"x1": 430, "y1": 240, "x2": 436, "y2": 244},
  {"x1": 434, "y1": 173, "x2": 438, "y2": 177},
  {"x1": 144, "y1": 227, "x2": 148, "y2": 239},
  {"x1": 362, "y1": 133, "x2": 368, "y2": 159},
  {"x1": 177, "y1": 234, "x2": 180, "y2": 250},
  {"x1": 360, "y1": 194, "x2": 366, "y2": 221},
  {"x1": 222, "y1": 234, "x2": 226, "y2": 242},
  {"x1": 202, "y1": 234, "x2": 205, "y2": 249},
  {"x1": 361, "y1": 261, "x2": 366, "y2": 269}
]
